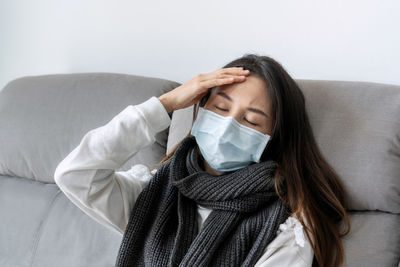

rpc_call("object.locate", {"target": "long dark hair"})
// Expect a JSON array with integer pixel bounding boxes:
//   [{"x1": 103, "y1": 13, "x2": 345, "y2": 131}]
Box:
[{"x1": 154, "y1": 53, "x2": 351, "y2": 267}]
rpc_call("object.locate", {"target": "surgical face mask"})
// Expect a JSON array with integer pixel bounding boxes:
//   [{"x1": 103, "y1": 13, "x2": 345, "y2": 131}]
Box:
[{"x1": 190, "y1": 107, "x2": 271, "y2": 172}]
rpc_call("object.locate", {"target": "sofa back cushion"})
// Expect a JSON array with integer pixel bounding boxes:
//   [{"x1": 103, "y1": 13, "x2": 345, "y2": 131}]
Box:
[{"x1": 0, "y1": 73, "x2": 180, "y2": 183}]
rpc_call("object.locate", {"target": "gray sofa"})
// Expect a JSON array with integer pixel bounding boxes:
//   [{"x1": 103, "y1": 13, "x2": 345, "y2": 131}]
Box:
[{"x1": 0, "y1": 72, "x2": 399, "y2": 267}]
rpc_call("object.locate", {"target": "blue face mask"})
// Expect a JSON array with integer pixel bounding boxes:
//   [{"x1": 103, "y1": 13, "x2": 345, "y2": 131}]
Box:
[{"x1": 190, "y1": 107, "x2": 271, "y2": 172}]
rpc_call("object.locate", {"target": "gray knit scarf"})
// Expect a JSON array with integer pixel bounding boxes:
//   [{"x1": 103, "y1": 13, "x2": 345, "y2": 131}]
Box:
[{"x1": 115, "y1": 135, "x2": 291, "y2": 267}]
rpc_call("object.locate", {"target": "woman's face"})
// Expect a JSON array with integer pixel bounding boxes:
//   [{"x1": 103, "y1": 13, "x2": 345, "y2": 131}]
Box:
[{"x1": 203, "y1": 75, "x2": 274, "y2": 136}]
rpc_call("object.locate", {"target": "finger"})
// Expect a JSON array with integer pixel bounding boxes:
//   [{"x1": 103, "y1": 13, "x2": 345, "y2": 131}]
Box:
[
  {"x1": 200, "y1": 77, "x2": 243, "y2": 89},
  {"x1": 203, "y1": 69, "x2": 249, "y2": 81},
  {"x1": 219, "y1": 67, "x2": 249, "y2": 75},
  {"x1": 215, "y1": 73, "x2": 249, "y2": 80},
  {"x1": 205, "y1": 67, "x2": 247, "y2": 77}
]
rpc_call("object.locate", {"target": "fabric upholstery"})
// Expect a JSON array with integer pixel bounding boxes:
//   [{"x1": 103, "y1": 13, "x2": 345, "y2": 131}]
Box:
[
  {"x1": 0, "y1": 73, "x2": 179, "y2": 183},
  {"x1": 297, "y1": 79, "x2": 400, "y2": 213},
  {"x1": 342, "y1": 211, "x2": 400, "y2": 267},
  {"x1": 0, "y1": 174, "x2": 122, "y2": 267}
]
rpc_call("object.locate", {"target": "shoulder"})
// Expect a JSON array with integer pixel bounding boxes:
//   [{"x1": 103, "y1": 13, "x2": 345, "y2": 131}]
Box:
[
  {"x1": 266, "y1": 213, "x2": 310, "y2": 249},
  {"x1": 255, "y1": 213, "x2": 314, "y2": 266},
  {"x1": 276, "y1": 213, "x2": 310, "y2": 248}
]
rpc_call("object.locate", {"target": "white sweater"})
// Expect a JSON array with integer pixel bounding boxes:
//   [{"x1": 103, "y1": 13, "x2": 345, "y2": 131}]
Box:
[{"x1": 54, "y1": 96, "x2": 314, "y2": 267}]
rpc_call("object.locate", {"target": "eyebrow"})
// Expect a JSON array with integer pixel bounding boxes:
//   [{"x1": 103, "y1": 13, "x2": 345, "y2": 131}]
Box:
[{"x1": 216, "y1": 91, "x2": 269, "y2": 118}]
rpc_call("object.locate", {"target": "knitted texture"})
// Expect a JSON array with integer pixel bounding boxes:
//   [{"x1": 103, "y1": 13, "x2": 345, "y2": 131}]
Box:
[{"x1": 115, "y1": 135, "x2": 291, "y2": 267}]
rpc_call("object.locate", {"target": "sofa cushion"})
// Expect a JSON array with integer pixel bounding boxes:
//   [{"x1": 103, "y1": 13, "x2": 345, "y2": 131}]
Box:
[
  {"x1": 0, "y1": 175, "x2": 59, "y2": 266},
  {"x1": 0, "y1": 73, "x2": 179, "y2": 183},
  {"x1": 342, "y1": 211, "x2": 400, "y2": 267},
  {"x1": 297, "y1": 79, "x2": 400, "y2": 214},
  {"x1": 167, "y1": 80, "x2": 400, "y2": 214},
  {"x1": 0, "y1": 174, "x2": 123, "y2": 267}
]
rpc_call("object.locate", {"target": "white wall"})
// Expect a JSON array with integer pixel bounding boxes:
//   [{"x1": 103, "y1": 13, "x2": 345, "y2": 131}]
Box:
[{"x1": 1, "y1": 0, "x2": 399, "y2": 90}]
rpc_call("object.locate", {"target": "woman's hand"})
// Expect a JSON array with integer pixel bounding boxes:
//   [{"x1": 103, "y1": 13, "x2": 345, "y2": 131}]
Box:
[{"x1": 158, "y1": 67, "x2": 250, "y2": 113}]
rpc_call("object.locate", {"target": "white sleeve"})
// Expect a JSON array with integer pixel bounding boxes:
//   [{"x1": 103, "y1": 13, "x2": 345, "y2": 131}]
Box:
[
  {"x1": 54, "y1": 96, "x2": 171, "y2": 236},
  {"x1": 254, "y1": 215, "x2": 314, "y2": 267}
]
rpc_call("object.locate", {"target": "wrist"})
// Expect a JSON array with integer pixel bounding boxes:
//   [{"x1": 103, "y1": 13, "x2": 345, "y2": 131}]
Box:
[{"x1": 158, "y1": 94, "x2": 174, "y2": 113}]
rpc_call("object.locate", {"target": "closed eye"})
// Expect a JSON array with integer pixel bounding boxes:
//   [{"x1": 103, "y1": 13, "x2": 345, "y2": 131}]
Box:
[
  {"x1": 245, "y1": 119, "x2": 258, "y2": 126},
  {"x1": 215, "y1": 106, "x2": 228, "y2": 112},
  {"x1": 214, "y1": 106, "x2": 258, "y2": 126}
]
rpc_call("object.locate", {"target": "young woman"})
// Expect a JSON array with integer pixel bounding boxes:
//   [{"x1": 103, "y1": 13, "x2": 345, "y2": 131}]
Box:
[{"x1": 54, "y1": 54, "x2": 351, "y2": 267}]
